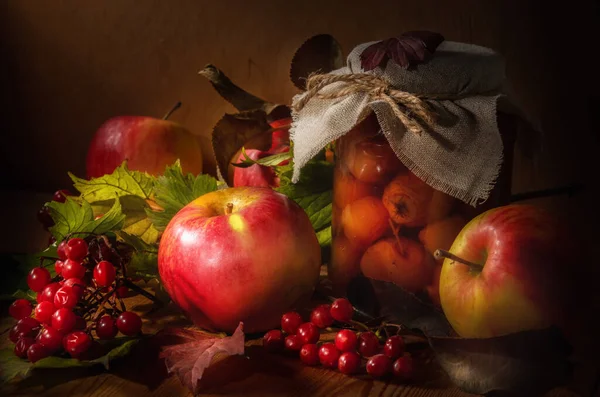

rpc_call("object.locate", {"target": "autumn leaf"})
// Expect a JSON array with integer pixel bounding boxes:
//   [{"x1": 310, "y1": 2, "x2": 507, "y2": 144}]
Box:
[
  {"x1": 360, "y1": 31, "x2": 445, "y2": 71},
  {"x1": 160, "y1": 322, "x2": 245, "y2": 395}
]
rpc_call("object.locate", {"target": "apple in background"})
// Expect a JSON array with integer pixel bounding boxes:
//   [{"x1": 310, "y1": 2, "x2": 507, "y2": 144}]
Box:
[
  {"x1": 157, "y1": 186, "x2": 321, "y2": 334},
  {"x1": 232, "y1": 118, "x2": 291, "y2": 188},
  {"x1": 86, "y1": 102, "x2": 203, "y2": 178},
  {"x1": 438, "y1": 204, "x2": 577, "y2": 338}
]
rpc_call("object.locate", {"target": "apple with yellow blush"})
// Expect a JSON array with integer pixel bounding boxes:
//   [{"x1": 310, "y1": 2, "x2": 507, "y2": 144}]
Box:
[
  {"x1": 157, "y1": 186, "x2": 321, "y2": 334},
  {"x1": 436, "y1": 204, "x2": 576, "y2": 338}
]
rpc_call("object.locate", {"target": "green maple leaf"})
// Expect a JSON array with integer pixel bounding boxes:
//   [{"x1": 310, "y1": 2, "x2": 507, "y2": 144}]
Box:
[
  {"x1": 117, "y1": 232, "x2": 159, "y2": 281},
  {"x1": 46, "y1": 197, "x2": 126, "y2": 241},
  {"x1": 67, "y1": 161, "x2": 160, "y2": 244},
  {"x1": 91, "y1": 196, "x2": 160, "y2": 245},
  {"x1": 147, "y1": 160, "x2": 220, "y2": 231},
  {"x1": 69, "y1": 161, "x2": 155, "y2": 201}
]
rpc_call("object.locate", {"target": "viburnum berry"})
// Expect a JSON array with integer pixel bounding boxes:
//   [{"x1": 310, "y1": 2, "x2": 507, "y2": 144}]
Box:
[
  {"x1": 93, "y1": 261, "x2": 116, "y2": 287},
  {"x1": 52, "y1": 308, "x2": 77, "y2": 333},
  {"x1": 384, "y1": 335, "x2": 405, "y2": 359},
  {"x1": 39, "y1": 282, "x2": 61, "y2": 303},
  {"x1": 57, "y1": 240, "x2": 68, "y2": 260},
  {"x1": 34, "y1": 301, "x2": 56, "y2": 324},
  {"x1": 318, "y1": 342, "x2": 341, "y2": 368},
  {"x1": 63, "y1": 331, "x2": 92, "y2": 358},
  {"x1": 366, "y1": 354, "x2": 392, "y2": 378},
  {"x1": 64, "y1": 238, "x2": 88, "y2": 261},
  {"x1": 27, "y1": 267, "x2": 51, "y2": 292},
  {"x1": 310, "y1": 304, "x2": 334, "y2": 328},
  {"x1": 299, "y1": 343, "x2": 320, "y2": 366},
  {"x1": 62, "y1": 278, "x2": 86, "y2": 298},
  {"x1": 358, "y1": 332, "x2": 380, "y2": 357},
  {"x1": 338, "y1": 351, "x2": 361, "y2": 375},
  {"x1": 53, "y1": 286, "x2": 78, "y2": 309},
  {"x1": 281, "y1": 311, "x2": 303, "y2": 335},
  {"x1": 9, "y1": 317, "x2": 41, "y2": 342},
  {"x1": 392, "y1": 354, "x2": 414, "y2": 380},
  {"x1": 9, "y1": 299, "x2": 32, "y2": 320},
  {"x1": 116, "y1": 311, "x2": 142, "y2": 336},
  {"x1": 284, "y1": 334, "x2": 303, "y2": 352},
  {"x1": 27, "y1": 343, "x2": 49, "y2": 363},
  {"x1": 262, "y1": 329, "x2": 284, "y2": 352},
  {"x1": 54, "y1": 260, "x2": 64, "y2": 276},
  {"x1": 330, "y1": 298, "x2": 354, "y2": 323},
  {"x1": 52, "y1": 189, "x2": 72, "y2": 203},
  {"x1": 37, "y1": 206, "x2": 54, "y2": 230},
  {"x1": 38, "y1": 326, "x2": 63, "y2": 353},
  {"x1": 14, "y1": 336, "x2": 35, "y2": 358},
  {"x1": 296, "y1": 322, "x2": 320, "y2": 344},
  {"x1": 74, "y1": 316, "x2": 87, "y2": 330},
  {"x1": 61, "y1": 259, "x2": 86, "y2": 280},
  {"x1": 115, "y1": 286, "x2": 129, "y2": 298},
  {"x1": 335, "y1": 329, "x2": 358, "y2": 352}
]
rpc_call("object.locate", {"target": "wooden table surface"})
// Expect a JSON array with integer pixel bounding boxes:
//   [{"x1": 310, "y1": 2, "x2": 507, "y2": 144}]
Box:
[{"x1": 1, "y1": 283, "x2": 599, "y2": 397}]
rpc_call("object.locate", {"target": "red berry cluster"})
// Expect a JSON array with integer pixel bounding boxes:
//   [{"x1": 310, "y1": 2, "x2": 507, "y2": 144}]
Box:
[
  {"x1": 262, "y1": 298, "x2": 414, "y2": 380},
  {"x1": 7, "y1": 234, "x2": 142, "y2": 363}
]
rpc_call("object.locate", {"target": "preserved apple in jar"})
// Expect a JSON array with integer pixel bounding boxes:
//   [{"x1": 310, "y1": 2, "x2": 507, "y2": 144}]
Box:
[{"x1": 329, "y1": 113, "x2": 516, "y2": 304}]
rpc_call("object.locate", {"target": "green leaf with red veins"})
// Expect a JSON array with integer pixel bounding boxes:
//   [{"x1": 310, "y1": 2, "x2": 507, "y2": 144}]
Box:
[
  {"x1": 46, "y1": 197, "x2": 125, "y2": 241},
  {"x1": 146, "y1": 160, "x2": 220, "y2": 232},
  {"x1": 69, "y1": 161, "x2": 156, "y2": 201}
]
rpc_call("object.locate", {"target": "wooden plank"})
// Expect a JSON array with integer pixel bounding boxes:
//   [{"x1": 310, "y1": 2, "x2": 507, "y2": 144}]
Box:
[{"x1": 1, "y1": 290, "x2": 597, "y2": 397}]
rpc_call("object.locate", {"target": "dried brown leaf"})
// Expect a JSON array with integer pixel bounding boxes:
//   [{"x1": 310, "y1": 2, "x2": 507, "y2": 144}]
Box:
[
  {"x1": 211, "y1": 110, "x2": 273, "y2": 185},
  {"x1": 360, "y1": 31, "x2": 445, "y2": 71},
  {"x1": 199, "y1": 64, "x2": 290, "y2": 122},
  {"x1": 290, "y1": 34, "x2": 344, "y2": 90},
  {"x1": 160, "y1": 322, "x2": 245, "y2": 395},
  {"x1": 429, "y1": 327, "x2": 573, "y2": 397}
]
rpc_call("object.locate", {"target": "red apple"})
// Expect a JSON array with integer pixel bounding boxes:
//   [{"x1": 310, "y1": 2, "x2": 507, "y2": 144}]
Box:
[
  {"x1": 232, "y1": 149, "x2": 280, "y2": 188},
  {"x1": 157, "y1": 186, "x2": 321, "y2": 333},
  {"x1": 86, "y1": 104, "x2": 203, "y2": 178},
  {"x1": 232, "y1": 118, "x2": 291, "y2": 188},
  {"x1": 438, "y1": 204, "x2": 577, "y2": 338}
]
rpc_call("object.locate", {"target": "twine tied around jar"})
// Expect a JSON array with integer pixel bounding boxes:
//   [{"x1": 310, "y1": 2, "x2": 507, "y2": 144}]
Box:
[{"x1": 292, "y1": 73, "x2": 438, "y2": 136}]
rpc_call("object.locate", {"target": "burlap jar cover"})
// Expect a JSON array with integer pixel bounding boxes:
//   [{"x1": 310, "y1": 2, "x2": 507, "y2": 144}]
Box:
[{"x1": 290, "y1": 33, "x2": 519, "y2": 207}]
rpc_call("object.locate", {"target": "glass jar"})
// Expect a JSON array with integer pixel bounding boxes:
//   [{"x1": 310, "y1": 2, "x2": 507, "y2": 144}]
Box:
[{"x1": 329, "y1": 113, "x2": 516, "y2": 303}]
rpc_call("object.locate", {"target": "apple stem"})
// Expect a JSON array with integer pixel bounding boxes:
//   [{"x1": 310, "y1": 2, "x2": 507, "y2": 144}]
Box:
[
  {"x1": 434, "y1": 249, "x2": 482, "y2": 270},
  {"x1": 225, "y1": 203, "x2": 234, "y2": 215},
  {"x1": 163, "y1": 101, "x2": 182, "y2": 120}
]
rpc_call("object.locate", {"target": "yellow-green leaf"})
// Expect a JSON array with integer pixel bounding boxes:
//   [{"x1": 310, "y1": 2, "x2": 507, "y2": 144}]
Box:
[
  {"x1": 69, "y1": 161, "x2": 156, "y2": 201},
  {"x1": 47, "y1": 198, "x2": 126, "y2": 241},
  {"x1": 92, "y1": 196, "x2": 160, "y2": 245}
]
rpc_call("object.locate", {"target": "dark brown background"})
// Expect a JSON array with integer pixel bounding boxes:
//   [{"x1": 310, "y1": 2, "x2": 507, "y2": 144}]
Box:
[{"x1": 0, "y1": 0, "x2": 598, "y2": 284}]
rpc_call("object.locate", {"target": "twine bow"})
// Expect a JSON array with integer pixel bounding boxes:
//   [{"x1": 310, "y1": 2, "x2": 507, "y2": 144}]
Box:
[{"x1": 292, "y1": 73, "x2": 437, "y2": 136}]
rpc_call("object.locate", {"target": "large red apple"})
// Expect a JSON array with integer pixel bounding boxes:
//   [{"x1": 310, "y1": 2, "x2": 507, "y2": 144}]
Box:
[
  {"x1": 157, "y1": 186, "x2": 321, "y2": 333},
  {"x1": 86, "y1": 106, "x2": 203, "y2": 178},
  {"x1": 438, "y1": 204, "x2": 576, "y2": 338}
]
